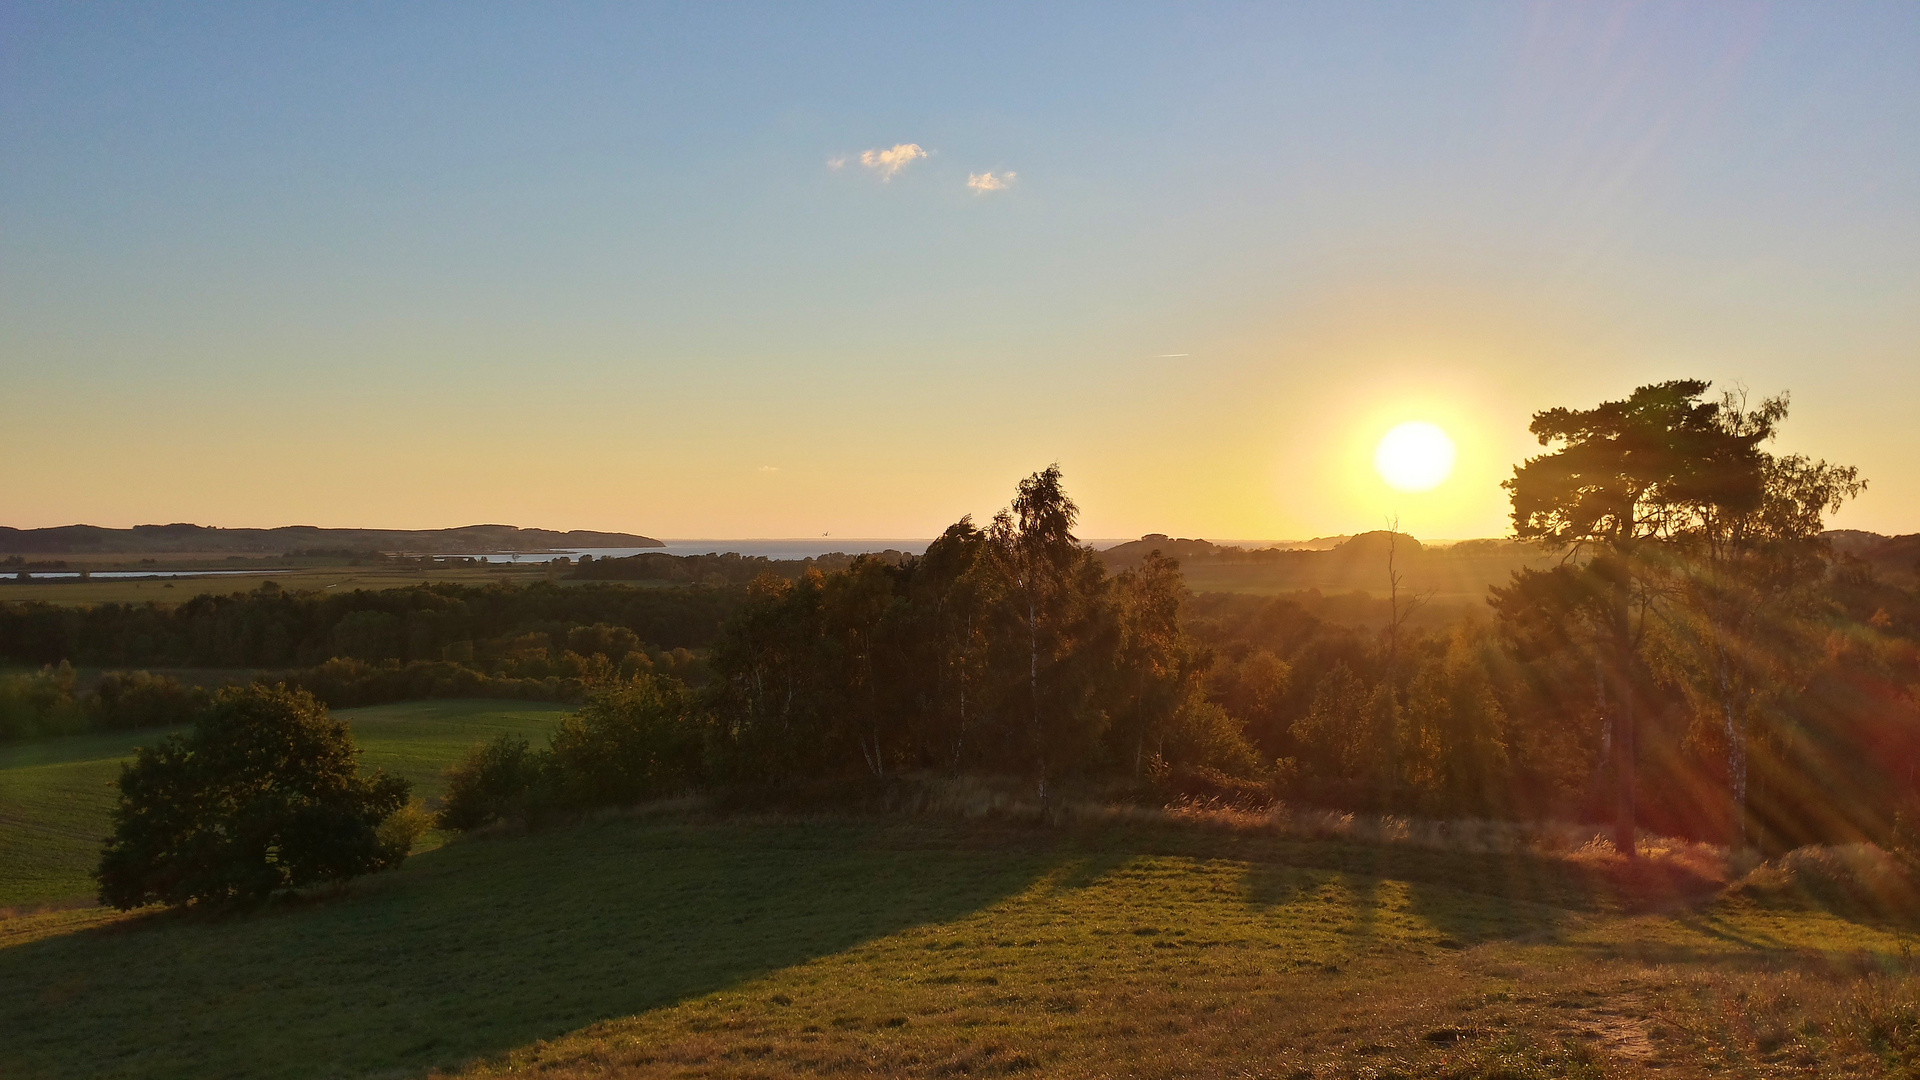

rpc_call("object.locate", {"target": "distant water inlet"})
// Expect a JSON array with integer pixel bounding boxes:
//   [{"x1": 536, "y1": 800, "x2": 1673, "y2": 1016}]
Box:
[
  {"x1": 449, "y1": 538, "x2": 1138, "y2": 563},
  {"x1": 6, "y1": 569, "x2": 297, "y2": 580},
  {"x1": 450, "y1": 540, "x2": 937, "y2": 563}
]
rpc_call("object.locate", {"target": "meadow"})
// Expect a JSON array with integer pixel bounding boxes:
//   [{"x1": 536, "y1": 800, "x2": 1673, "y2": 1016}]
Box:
[
  {"x1": 0, "y1": 561, "x2": 568, "y2": 607},
  {"x1": 0, "y1": 699, "x2": 569, "y2": 909},
  {"x1": 5, "y1": 813, "x2": 1920, "y2": 1079}
]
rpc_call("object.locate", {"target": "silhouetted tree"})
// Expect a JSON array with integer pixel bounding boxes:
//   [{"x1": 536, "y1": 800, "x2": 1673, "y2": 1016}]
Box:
[
  {"x1": 1506, "y1": 379, "x2": 1770, "y2": 856},
  {"x1": 988, "y1": 465, "x2": 1112, "y2": 803}
]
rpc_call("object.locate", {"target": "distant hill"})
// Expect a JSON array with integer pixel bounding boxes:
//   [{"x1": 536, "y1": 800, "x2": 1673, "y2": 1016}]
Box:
[
  {"x1": 1829, "y1": 530, "x2": 1920, "y2": 583},
  {"x1": 1096, "y1": 531, "x2": 1549, "y2": 601},
  {"x1": 1099, "y1": 530, "x2": 1539, "y2": 570},
  {"x1": 1100, "y1": 528, "x2": 1920, "y2": 600},
  {"x1": 0, "y1": 524, "x2": 663, "y2": 555}
]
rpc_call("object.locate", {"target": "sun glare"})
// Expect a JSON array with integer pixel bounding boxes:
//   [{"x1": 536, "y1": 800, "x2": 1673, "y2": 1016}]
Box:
[{"x1": 1374, "y1": 421, "x2": 1456, "y2": 492}]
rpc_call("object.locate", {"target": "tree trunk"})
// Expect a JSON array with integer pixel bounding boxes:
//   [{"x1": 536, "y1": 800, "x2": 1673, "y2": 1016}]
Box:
[
  {"x1": 1030, "y1": 588, "x2": 1043, "y2": 805},
  {"x1": 1716, "y1": 642, "x2": 1747, "y2": 850},
  {"x1": 1611, "y1": 577, "x2": 1637, "y2": 860}
]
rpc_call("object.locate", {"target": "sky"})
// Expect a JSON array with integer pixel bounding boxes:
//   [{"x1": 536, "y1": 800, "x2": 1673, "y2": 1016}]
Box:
[{"x1": 3, "y1": 2, "x2": 1916, "y2": 541}]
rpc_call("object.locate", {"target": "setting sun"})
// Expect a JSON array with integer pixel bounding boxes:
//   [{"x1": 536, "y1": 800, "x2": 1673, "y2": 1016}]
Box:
[{"x1": 1374, "y1": 421, "x2": 1456, "y2": 492}]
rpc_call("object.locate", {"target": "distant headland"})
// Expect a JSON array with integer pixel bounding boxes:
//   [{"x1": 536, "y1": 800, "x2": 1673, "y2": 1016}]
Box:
[{"x1": 0, "y1": 524, "x2": 664, "y2": 556}]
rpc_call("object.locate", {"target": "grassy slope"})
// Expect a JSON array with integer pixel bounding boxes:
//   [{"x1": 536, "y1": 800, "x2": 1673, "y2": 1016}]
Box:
[
  {"x1": 4, "y1": 816, "x2": 1918, "y2": 1079},
  {"x1": 0, "y1": 700, "x2": 568, "y2": 909}
]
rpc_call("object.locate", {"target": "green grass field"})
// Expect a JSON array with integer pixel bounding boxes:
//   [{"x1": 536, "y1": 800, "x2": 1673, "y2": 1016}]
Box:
[
  {"x1": 4, "y1": 816, "x2": 1919, "y2": 1079},
  {"x1": 8, "y1": 701, "x2": 1920, "y2": 1078},
  {"x1": 0, "y1": 563, "x2": 570, "y2": 606},
  {"x1": 0, "y1": 700, "x2": 569, "y2": 909}
]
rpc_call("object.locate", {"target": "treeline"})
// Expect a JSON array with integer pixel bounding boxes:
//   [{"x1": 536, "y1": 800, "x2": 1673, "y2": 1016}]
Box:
[
  {"x1": 0, "y1": 580, "x2": 737, "y2": 670},
  {"x1": 0, "y1": 661, "x2": 594, "y2": 741},
  {"x1": 681, "y1": 470, "x2": 1619, "y2": 819},
  {"x1": 0, "y1": 667, "x2": 212, "y2": 741},
  {"x1": 440, "y1": 385, "x2": 1920, "y2": 854},
  {"x1": 268, "y1": 645, "x2": 708, "y2": 710},
  {"x1": 567, "y1": 549, "x2": 913, "y2": 585}
]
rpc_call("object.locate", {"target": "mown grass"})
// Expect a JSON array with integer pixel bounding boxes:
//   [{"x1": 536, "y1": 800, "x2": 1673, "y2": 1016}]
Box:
[
  {"x1": 7, "y1": 813, "x2": 1920, "y2": 1079},
  {"x1": 0, "y1": 699, "x2": 568, "y2": 909}
]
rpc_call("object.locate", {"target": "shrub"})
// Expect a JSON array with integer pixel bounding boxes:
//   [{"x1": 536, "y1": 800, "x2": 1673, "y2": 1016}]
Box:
[
  {"x1": 1161, "y1": 697, "x2": 1263, "y2": 777},
  {"x1": 0, "y1": 663, "x2": 85, "y2": 741},
  {"x1": 546, "y1": 677, "x2": 707, "y2": 811},
  {"x1": 88, "y1": 671, "x2": 211, "y2": 731},
  {"x1": 436, "y1": 676, "x2": 708, "y2": 831},
  {"x1": 437, "y1": 734, "x2": 542, "y2": 831},
  {"x1": 95, "y1": 684, "x2": 411, "y2": 909},
  {"x1": 377, "y1": 799, "x2": 436, "y2": 855}
]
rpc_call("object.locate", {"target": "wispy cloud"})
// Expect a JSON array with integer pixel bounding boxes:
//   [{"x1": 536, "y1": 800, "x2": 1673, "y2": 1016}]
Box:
[
  {"x1": 966, "y1": 170, "x2": 1017, "y2": 193},
  {"x1": 851, "y1": 143, "x2": 926, "y2": 180},
  {"x1": 826, "y1": 155, "x2": 847, "y2": 170}
]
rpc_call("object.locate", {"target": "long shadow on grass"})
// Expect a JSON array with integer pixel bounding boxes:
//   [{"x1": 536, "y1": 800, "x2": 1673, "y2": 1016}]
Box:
[
  {"x1": 0, "y1": 818, "x2": 1067, "y2": 1080},
  {"x1": 1071, "y1": 825, "x2": 1639, "y2": 913},
  {"x1": 1229, "y1": 838, "x2": 1667, "y2": 949}
]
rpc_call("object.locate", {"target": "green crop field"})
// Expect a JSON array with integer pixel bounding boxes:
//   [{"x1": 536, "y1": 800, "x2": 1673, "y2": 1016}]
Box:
[
  {"x1": 0, "y1": 700, "x2": 570, "y2": 910},
  {"x1": 3, "y1": 816, "x2": 1917, "y2": 1079}
]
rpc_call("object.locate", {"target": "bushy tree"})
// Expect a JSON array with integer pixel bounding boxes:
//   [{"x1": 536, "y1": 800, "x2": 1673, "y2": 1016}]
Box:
[
  {"x1": 438, "y1": 733, "x2": 541, "y2": 831},
  {"x1": 1206, "y1": 648, "x2": 1291, "y2": 752},
  {"x1": 548, "y1": 676, "x2": 707, "y2": 809},
  {"x1": 96, "y1": 685, "x2": 410, "y2": 909},
  {"x1": 88, "y1": 671, "x2": 210, "y2": 731},
  {"x1": 1290, "y1": 662, "x2": 1393, "y2": 802},
  {"x1": 0, "y1": 662, "x2": 84, "y2": 741},
  {"x1": 1397, "y1": 633, "x2": 1514, "y2": 817}
]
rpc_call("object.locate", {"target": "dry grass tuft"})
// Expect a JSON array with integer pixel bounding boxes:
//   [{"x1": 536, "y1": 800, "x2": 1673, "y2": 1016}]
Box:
[
  {"x1": 1732, "y1": 842, "x2": 1920, "y2": 923},
  {"x1": 888, "y1": 772, "x2": 1731, "y2": 891}
]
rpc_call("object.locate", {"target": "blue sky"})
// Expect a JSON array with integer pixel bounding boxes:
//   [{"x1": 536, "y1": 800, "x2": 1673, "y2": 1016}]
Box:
[{"x1": 3, "y1": 2, "x2": 1916, "y2": 539}]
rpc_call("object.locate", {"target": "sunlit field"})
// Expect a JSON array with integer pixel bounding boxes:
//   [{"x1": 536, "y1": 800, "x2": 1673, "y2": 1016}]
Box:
[
  {"x1": 0, "y1": 700, "x2": 568, "y2": 910},
  {"x1": 5, "y1": 815, "x2": 1919, "y2": 1079}
]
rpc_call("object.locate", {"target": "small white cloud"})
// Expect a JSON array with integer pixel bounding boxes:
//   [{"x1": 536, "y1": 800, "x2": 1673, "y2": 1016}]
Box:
[
  {"x1": 856, "y1": 143, "x2": 927, "y2": 180},
  {"x1": 966, "y1": 170, "x2": 1016, "y2": 193},
  {"x1": 826, "y1": 155, "x2": 847, "y2": 170},
  {"x1": 758, "y1": 465, "x2": 780, "y2": 473}
]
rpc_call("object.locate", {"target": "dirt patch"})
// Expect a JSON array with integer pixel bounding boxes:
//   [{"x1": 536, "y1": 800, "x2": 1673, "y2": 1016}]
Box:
[{"x1": 1559, "y1": 995, "x2": 1658, "y2": 1064}]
